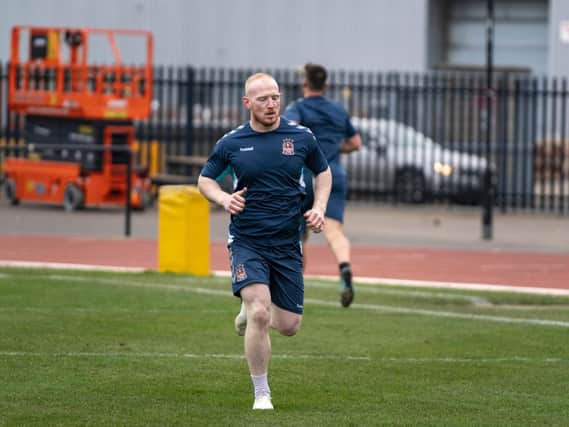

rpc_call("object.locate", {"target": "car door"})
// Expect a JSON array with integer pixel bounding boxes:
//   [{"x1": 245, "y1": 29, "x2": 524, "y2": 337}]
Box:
[{"x1": 342, "y1": 121, "x2": 390, "y2": 194}]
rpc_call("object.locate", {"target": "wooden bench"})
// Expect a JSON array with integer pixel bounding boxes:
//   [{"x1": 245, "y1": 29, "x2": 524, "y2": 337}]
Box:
[
  {"x1": 166, "y1": 155, "x2": 208, "y2": 167},
  {"x1": 150, "y1": 173, "x2": 198, "y2": 186},
  {"x1": 150, "y1": 155, "x2": 208, "y2": 187}
]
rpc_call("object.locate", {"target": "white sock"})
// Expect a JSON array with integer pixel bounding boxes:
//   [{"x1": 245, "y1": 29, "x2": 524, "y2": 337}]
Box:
[
  {"x1": 251, "y1": 373, "x2": 270, "y2": 398},
  {"x1": 239, "y1": 301, "x2": 246, "y2": 317}
]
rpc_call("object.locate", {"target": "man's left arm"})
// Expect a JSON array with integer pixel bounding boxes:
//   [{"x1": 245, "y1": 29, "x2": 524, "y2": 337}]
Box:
[
  {"x1": 340, "y1": 133, "x2": 362, "y2": 153},
  {"x1": 304, "y1": 166, "x2": 331, "y2": 233},
  {"x1": 340, "y1": 115, "x2": 362, "y2": 153}
]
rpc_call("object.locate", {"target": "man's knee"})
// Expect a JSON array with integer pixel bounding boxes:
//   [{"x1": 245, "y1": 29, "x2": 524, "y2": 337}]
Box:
[
  {"x1": 278, "y1": 324, "x2": 299, "y2": 337},
  {"x1": 249, "y1": 303, "x2": 271, "y2": 329},
  {"x1": 275, "y1": 316, "x2": 301, "y2": 337}
]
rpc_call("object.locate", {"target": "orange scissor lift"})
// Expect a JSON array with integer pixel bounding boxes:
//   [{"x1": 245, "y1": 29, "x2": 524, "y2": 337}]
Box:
[{"x1": 2, "y1": 26, "x2": 154, "y2": 211}]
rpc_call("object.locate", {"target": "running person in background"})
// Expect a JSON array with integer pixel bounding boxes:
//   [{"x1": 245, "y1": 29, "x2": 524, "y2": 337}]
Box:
[
  {"x1": 284, "y1": 63, "x2": 362, "y2": 308},
  {"x1": 198, "y1": 73, "x2": 331, "y2": 410}
]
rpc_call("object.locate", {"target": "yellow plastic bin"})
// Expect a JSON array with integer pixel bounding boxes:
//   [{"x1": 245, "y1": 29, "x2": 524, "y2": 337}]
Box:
[{"x1": 158, "y1": 185, "x2": 209, "y2": 276}]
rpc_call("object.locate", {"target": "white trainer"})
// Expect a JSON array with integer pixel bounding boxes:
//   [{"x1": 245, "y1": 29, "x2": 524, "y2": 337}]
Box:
[
  {"x1": 253, "y1": 393, "x2": 273, "y2": 410},
  {"x1": 234, "y1": 305, "x2": 247, "y2": 336}
]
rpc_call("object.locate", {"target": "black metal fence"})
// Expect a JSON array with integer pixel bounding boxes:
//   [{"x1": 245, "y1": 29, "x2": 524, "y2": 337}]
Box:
[{"x1": 2, "y1": 63, "x2": 568, "y2": 213}]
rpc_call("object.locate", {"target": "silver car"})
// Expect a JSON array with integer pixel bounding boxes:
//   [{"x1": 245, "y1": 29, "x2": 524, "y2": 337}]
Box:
[{"x1": 342, "y1": 118, "x2": 491, "y2": 203}]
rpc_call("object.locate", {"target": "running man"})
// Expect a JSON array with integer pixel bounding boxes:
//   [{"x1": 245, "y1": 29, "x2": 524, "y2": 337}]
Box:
[
  {"x1": 198, "y1": 73, "x2": 331, "y2": 410},
  {"x1": 284, "y1": 63, "x2": 362, "y2": 307}
]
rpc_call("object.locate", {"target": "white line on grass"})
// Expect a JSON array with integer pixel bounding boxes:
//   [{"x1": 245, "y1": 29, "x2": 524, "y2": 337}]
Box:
[
  {"x1": 0, "y1": 351, "x2": 369, "y2": 361},
  {"x1": 3, "y1": 260, "x2": 569, "y2": 296},
  {"x1": 0, "y1": 260, "x2": 145, "y2": 272},
  {"x1": 0, "y1": 307, "x2": 228, "y2": 314},
  {"x1": 44, "y1": 274, "x2": 490, "y2": 305},
  {"x1": 0, "y1": 351, "x2": 567, "y2": 364},
  {"x1": 46, "y1": 275, "x2": 232, "y2": 297},
  {"x1": 41, "y1": 274, "x2": 569, "y2": 328},
  {"x1": 214, "y1": 270, "x2": 569, "y2": 296},
  {"x1": 354, "y1": 277, "x2": 569, "y2": 297},
  {"x1": 378, "y1": 357, "x2": 568, "y2": 363},
  {"x1": 305, "y1": 280, "x2": 491, "y2": 305},
  {"x1": 305, "y1": 298, "x2": 569, "y2": 328}
]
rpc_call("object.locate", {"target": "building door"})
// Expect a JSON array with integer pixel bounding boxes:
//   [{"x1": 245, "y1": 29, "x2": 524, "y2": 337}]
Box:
[{"x1": 444, "y1": 0, "x2": 548, "y2": 75}]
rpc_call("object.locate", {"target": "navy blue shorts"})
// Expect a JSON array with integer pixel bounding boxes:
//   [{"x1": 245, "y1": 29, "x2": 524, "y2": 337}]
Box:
[{"x1": 228, "y1": 238, "x2": 304, "y2": 314}]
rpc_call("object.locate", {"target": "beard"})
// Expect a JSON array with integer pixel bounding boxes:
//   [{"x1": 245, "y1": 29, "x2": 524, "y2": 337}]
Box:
[{"x1": 251, "y1": 108, "x2": 279, "y2": 129}]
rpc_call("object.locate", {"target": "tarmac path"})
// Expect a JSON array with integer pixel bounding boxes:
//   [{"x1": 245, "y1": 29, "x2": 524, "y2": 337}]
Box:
[{"x1": 0, "y1": 202, "x2": 567, "y2": 292}]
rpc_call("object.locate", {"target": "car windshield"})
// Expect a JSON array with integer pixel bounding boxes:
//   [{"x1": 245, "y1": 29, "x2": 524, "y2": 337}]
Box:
[
  {"x1": 382, "y1": 121, "x2": 433, "y2": 147},
  {"x1": 355, "y1": 119, "x2": 434, "y2": 149}
]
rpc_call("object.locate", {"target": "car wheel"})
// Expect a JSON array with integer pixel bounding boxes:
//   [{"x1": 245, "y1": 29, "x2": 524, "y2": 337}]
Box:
[
  {"x1": 63, "y1": 184, "x2": 84, "y2": 212},
  {"x1": 3, "y1": 178, "x2": 19, "y2": 205},
  {"x1": 395, "y1": 168, "x2": 426, "y2": 203}
]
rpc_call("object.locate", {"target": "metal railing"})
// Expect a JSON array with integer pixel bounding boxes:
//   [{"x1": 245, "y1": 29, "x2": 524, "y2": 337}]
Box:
[{"x1": 1, "y1": 63, "x2": 568, "y2": 214}]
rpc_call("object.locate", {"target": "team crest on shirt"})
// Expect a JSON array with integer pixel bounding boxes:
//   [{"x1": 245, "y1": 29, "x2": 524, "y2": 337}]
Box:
[
  {"x1": 282, "y1": 138, "x2": 295, "y2": 155},
  {"x1": 235, "y1": 264, "x2": 247, "y2": 282}
]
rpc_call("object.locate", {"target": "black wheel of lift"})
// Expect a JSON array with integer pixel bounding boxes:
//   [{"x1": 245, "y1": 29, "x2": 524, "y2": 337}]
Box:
[
  {"x1": 3, "y1": 178, "x2": 19, "y2": 205},
  {"x1": 63, "y1": 184, "x2": 84, "y2": 212}
]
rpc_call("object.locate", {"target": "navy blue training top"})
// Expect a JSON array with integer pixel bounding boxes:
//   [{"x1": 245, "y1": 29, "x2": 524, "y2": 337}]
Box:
[
  {"x1": 201, "y1": 118, "x2": 328, "y2": 245},
  {"x1": 284, "y1": 96, "x2": 357, "y2": 165}
]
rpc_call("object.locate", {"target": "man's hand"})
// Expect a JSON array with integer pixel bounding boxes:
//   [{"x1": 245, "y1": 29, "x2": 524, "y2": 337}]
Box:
[
  {"x1": 222, "y1": 187, "x2": 247, "y2": 214},
  {"x1": 304, "y1": 208, "x2": 325, "y2": 233}
]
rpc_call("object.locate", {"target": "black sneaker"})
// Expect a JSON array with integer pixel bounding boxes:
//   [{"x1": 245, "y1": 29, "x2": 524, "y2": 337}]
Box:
[{"x1": 339, "y1": 266, "x2": 354, "y2": 307}]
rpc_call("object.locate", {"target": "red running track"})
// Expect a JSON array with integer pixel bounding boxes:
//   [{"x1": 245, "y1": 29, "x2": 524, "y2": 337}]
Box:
[{"x1": 0, "y1": 234, "x2": 568, "y2": 291}]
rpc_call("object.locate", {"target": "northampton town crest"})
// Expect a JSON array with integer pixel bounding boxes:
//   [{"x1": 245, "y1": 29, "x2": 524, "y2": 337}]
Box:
[{"x1": 282, "y1": 138, "x2": 295, "y2": 155}]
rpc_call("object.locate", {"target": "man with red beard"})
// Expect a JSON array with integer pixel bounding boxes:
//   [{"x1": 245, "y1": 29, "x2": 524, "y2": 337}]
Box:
[{"x1": 198, "y1": 73, "x2": 331, "y2": 410}]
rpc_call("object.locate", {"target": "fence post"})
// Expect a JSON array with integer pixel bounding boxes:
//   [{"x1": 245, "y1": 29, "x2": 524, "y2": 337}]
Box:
[
  {"x1": 185, "y1": 66, "x2": 195, "y2": 157},
  {"x1": 482, "y1": 0, "x2": 495, "y2": 240},
  {"x1": 560, "y1": 78, "x2": 568, "y2": 214},
  {"x1": 125, "y1": 147, "x2": 132, "y2": 237}
]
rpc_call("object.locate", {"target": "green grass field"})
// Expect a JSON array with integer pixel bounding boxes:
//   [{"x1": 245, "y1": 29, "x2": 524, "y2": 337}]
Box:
[{"x1": 1, "y1": 267, "x2": 568, "y2": 426}]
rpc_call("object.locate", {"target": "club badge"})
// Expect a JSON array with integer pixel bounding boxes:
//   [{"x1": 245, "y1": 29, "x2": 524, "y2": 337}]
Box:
[
  {"x1": 282, "y1": 138, "x2": 295, "y2": 155},
  {"x1": 235, "y1": 264, "x2": 247, "y2": 282}
]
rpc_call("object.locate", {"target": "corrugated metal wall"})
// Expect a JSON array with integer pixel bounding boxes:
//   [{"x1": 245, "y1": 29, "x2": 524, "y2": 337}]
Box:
[
  {"x1": 2, "y1": 1, "x2": 569, "y2": 76},
  {"x1": 0, "y1": 0, "x2": 427, "y2": 71}
]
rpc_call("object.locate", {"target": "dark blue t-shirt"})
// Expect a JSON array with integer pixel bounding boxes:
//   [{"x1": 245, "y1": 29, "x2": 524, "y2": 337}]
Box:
[
  {"x1": 201, "y1": 118, "x2": 328, "y2": 245},
  {"x1": 284, "y1": 96, "x2": 357, "y2": 165}
]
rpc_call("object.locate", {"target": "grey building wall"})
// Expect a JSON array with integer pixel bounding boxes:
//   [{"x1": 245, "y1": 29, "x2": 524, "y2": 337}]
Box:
[
  {"x1": 2, "y1": 0, "x2": 566, "y2": 77},
  {"x1": 549, "y1": 0, "x2": 569, "y2": 77},
  {"x1": 0, "y1": 0, "x2": 427, "y2": 71}
]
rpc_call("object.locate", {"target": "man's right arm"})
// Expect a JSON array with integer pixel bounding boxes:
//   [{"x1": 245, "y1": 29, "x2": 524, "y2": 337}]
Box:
[
  {"x1": 303, "y1": 166, "x2": 331, "y2": 233},
  {"x1": 198, "y1": 175, "x2": 247, "y2": 214}
]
